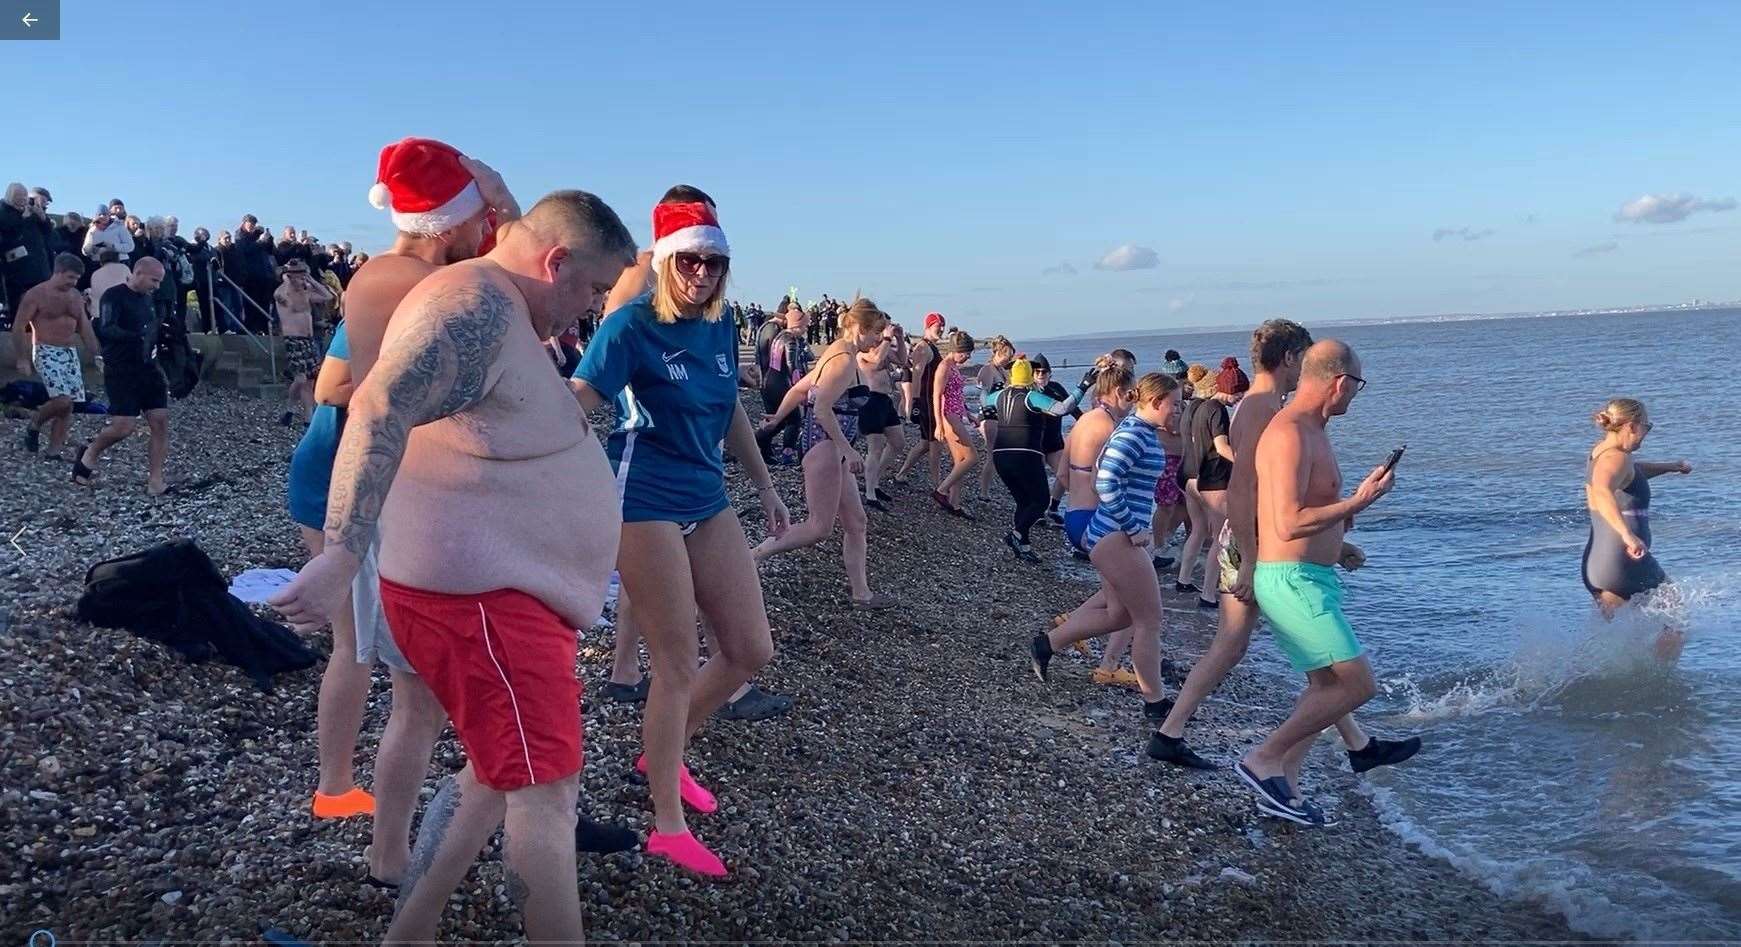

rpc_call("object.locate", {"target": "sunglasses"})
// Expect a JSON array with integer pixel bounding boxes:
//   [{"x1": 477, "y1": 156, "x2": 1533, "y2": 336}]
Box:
[
  {"x1": 674, "y1": 252, "x2": 728, "y2": 277},
  {"x1": 1337, "y1": 373, "x2": 1368, "y2": 393}
]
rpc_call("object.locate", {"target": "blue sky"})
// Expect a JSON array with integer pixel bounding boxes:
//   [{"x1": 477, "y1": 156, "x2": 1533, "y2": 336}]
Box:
[{"x1": 5, "y1": 0, "x2": 1738, "y2": 337}]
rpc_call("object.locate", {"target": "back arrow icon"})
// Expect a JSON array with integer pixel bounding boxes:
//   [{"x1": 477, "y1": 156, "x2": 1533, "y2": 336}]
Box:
[{"x1": 21, "y1": 12, "x2": 37, "y2": 26}]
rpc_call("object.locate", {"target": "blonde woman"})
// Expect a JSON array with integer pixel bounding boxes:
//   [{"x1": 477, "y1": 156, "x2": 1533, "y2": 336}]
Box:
[
  {"x1": 931, "y1": 330, "x2": 979, "y2": 516},
  {"x1": 975, "y1": 335, "x2": 1016, "y2": 498},
  {"x1": 1584, "y1": 398, "x2": 1691, "y2": 659},
  {"x1": 1034, "y1": 373, "x2": 1183, "y2": 731},
  {"x1": 571, "y1": 187, "x2": 790, "y2": 877},
  {"x1": 754, "y1": 299, "x2": 896, "y2": 609}
]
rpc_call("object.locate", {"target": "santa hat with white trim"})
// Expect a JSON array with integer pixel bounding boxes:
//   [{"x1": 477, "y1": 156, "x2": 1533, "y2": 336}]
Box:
[
  {"x1": 366, "y1": 137, "x2": 486, "y2": 235},
  {"x1": 649, "y1": 201, "x2": 730, "y2": 270}
]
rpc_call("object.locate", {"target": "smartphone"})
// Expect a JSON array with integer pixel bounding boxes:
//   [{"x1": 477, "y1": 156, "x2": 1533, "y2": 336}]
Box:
[{"x1": 1381, "y1": 445, "x2": 1406, "y2": 474}]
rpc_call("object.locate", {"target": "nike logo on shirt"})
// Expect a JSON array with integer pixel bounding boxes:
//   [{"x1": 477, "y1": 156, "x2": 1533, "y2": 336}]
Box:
[{"x1": 662, "y1": 350, "x2": 687, "y2": 363}]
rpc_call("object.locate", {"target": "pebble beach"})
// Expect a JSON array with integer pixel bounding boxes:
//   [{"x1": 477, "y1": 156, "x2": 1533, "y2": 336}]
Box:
[{"x1": 0, "y1": 388, "x2": 1580, "y2": 943}]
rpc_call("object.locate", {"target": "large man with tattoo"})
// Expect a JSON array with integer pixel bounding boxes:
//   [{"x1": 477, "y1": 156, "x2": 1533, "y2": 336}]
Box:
[{"x1": 271, "y1": 191, "x2": 636, "y2": 942}]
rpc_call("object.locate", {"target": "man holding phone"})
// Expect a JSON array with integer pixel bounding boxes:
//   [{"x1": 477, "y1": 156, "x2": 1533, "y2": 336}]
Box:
[
  {"x1": 1153, "y1": 322, "x2": 1419, "y2": 778},
  {"x1": 1, "y1": 183, "x2": 53, "y2": 330},
  {"x1": 1236, "y1": 339, "x2": 1398, "y2": 826}
]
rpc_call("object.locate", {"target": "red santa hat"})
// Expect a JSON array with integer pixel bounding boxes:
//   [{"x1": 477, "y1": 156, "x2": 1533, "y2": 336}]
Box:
[
  {"x1": 366, "y1": 137, "x2": 486, "y2": 235},
  {"x1": 649, "y1": 201, "x2": 730, "y2": 270}
]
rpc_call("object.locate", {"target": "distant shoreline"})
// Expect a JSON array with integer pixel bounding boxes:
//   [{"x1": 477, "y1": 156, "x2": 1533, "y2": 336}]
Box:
[{"x1": 1024, "y1": 302, "x2": 1741, "y2": 346}]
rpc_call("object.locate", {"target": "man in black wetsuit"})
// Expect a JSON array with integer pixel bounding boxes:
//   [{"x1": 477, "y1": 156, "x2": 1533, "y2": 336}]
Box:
[{"x1": 76, "y1": 257, "x2": 173, "y2": 495}]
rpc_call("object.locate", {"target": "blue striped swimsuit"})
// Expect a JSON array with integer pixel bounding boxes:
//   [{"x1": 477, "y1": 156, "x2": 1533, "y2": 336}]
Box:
[{"x1": 1080, "y1": 413, "x2": 1167, "y2": 553}]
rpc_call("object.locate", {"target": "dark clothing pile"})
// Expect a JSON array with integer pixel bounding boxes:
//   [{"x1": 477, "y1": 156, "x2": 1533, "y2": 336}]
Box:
[{"x1": 77, "y1": 540, "x2": 319, "y2": 689}]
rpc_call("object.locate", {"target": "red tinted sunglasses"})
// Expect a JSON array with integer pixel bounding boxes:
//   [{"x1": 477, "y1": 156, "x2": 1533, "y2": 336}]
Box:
[{"x1": 675, "y1": 252, "x2": 729, "y2": 277}]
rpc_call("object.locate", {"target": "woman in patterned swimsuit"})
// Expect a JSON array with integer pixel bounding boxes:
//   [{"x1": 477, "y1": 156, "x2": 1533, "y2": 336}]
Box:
[
  {"x1": 755, "y1": 299, "x2": 896, "y2": 609},
  {"x1": 930, "y1": 329, "x2": 978, "y2": 515}
]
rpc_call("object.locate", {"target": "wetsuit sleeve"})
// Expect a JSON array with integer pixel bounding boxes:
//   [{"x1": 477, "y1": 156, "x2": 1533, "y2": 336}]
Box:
[
  {"x1": 1026, "y1": 389, "x2": 1080, "y2": 417},
  {"x1": 95, "y1": 288, "x2": 143, "y2": 343},
  {"x1": 572, "y1": 309, "x2": 635, "y2": 399},
  {"x1": 1095, "y1": 429, "x2": 1140, "y2": 533}
]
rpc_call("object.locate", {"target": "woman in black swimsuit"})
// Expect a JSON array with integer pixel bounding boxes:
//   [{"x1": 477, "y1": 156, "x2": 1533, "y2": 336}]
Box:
[
  {"x1": 1583, "y1": 398, "x2": 1692, "y2": 659},
  {"x1": 755, "y1": 300, "x2": 897, "y2": 609}
]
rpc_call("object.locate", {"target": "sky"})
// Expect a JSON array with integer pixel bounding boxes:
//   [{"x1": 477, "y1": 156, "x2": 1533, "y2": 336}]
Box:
[{"x1": 5, "y1": 0, "x2": 1739, "y2": 338}]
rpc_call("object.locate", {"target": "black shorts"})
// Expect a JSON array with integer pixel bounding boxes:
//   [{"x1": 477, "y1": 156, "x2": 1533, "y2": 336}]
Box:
[
  {"x1": 105, "y1": 366, "x2": 170, "y2": 416},
  {"x1": 859, "y1": 391, "x2": 899, "y2": 435}
]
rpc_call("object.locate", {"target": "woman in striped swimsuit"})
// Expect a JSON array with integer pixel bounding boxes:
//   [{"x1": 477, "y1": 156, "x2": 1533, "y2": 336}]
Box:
[{"x1": 1031, "y1": 372, "x2": 1182, "y2": 727}]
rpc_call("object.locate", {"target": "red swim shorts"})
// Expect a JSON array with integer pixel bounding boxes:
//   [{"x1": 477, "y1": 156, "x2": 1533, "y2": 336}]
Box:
[{"x1": 379, "y1": 577, "x2": 582, "y2": 791}]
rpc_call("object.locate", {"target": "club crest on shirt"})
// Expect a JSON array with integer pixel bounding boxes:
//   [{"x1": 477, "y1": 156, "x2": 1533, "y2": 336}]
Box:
[{"x1": 716, "y1": 353, "x2": 733, "y2": 377}]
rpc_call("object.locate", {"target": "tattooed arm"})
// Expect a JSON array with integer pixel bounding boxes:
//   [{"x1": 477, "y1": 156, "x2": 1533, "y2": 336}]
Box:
[
  {"x1": 270, "y1": 275, "x2": 511, "y2": 631},
  {"x1": 323, "y1": 279, "x2": 510, "y2": 557}
]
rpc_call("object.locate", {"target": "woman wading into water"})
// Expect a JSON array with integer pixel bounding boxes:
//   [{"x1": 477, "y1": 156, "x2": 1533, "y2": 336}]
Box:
[{"x1": 1583, "y1": 397, "x2": 1692, "y2": 661}]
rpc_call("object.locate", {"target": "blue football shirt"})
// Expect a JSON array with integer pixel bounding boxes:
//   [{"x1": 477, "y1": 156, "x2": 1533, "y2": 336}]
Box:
[{"x1": 574, "y1": 296, "x2": 741, "y2": 523}]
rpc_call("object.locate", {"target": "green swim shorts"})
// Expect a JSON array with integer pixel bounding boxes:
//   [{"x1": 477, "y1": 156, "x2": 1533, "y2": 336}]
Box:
[{"x1": 1253, "y1": 562, "x2": 1363, "y2": 673}]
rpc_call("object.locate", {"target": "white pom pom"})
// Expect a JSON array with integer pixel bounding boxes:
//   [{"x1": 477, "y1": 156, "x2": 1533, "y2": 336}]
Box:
[{"x1": 368, "y1": 182, "x2": 391, "y2": 210}]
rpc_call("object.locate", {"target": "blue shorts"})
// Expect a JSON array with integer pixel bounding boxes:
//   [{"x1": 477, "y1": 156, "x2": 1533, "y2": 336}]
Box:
[{"x1": 1064, "y1": 508, "x2": 1095, "y2": 554}]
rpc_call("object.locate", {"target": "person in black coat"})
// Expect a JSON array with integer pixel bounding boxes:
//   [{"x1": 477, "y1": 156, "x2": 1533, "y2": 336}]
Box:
[
  {"x1": 1, "y1": 183, "x2": 54, "y2": 330},
  {"x1": 185, "y1": 228, "x2": 219, "y2": 331},
  {"x1": 233, "y1": 216, "x2": 276, "y2": 332}
]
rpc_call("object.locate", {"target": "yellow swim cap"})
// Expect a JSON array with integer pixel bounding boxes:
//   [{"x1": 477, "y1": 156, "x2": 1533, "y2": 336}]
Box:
[{"x1": 1008, "y1": 358, "x2": 1034, "y2": 387}]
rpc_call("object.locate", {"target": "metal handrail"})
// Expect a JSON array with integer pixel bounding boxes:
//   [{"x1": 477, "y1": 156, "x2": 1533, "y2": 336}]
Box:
[{"x1": 206, "y1": 266, "x2": 277, "y2": 379}]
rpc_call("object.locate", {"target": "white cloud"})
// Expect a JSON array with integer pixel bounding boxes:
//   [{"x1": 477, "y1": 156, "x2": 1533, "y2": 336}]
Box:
[
  {"x1": 1574, "y1": 241, "x2": 1620, "y2": 258},
  {"x1": 1613, "y1": 193, "x2": 1738, "y2": 224},
  {"x1": 1041, "y1": 261, "x2": 1077, "y2": 277},
  {"x1": 1094, "y1": 244, "x2": 1159, "y2": 272},
  {"x1": 1168, "y1": 297, "x2": 1190, "y2": 312},
  {"x1": 1432, "y1": 226, "x2": 1496, "y2": 242}
]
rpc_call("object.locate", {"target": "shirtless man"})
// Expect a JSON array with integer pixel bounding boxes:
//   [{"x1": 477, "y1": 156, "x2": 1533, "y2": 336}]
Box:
[
  {"x1": 271, "y1": 190, "x2": 636, "y2": 942},
  {"x1": 303, "y1": 137, "x2": 519, "y2": 879},
  {"x1": 13, "y1": 254, "x2": 96, "y2": 449},
  {"x1": 13, "y1": 254, "x2": 98, "y2": 457},
  {"x1": 1153, "y1": 321, "x2": 1420, "y2": 773},
  {"x1": 274, "y1": 259, "x2": 335, "y2": 425},
  {"x1": 1236, "y1": 339, "x2": 1395, "y2": 827}
]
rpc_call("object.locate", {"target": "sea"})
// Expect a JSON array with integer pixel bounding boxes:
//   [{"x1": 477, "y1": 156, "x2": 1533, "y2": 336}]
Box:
[{"x1": 1022, "y1": 308, "x2": 1741, "y2": 940}]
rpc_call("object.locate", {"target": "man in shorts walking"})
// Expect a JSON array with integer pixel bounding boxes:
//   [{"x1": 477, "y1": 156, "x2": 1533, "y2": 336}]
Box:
[
  {"x1": 274, "y1": 258, "x2": 334, "y2": 426},
  {"x1": 76, "y1": 257, "x2": 171, "y2": 495},
  {"x1": 11, "y1": 253, "x2": 98, "y2": 458},
  {"x1": 1152, "y1": 321, "x2": 1419, "y2": 774},
  {"x1": 1237, "y1": 339, "x2": 1396, "y2": 826},
  {"x1": 271, "y1": 191, "x2": 636, "y2": 941}
]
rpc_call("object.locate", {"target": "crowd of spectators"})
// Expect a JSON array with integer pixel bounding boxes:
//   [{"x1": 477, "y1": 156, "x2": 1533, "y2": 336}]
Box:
[{"x1": 1, "y1": 182, "x2": 362, "y2": 339}]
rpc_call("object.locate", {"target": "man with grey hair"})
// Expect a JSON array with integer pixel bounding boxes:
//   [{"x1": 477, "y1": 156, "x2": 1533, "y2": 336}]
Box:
[
  {"x1": 164, "y1": 216, "x2": 194, "y2": 326},
  {"x1": 271, "y1": 190, "x2": 636, "y2": 942},
  {"x1": 142, "y1": 218, "x2": 186, "y2": 331},
  {"x1": 1, "y1": 182, "x2": 53, "y2": 330},
  {"x1": 1238, "y1": 339, "x2": 1397, "y2": 827}
]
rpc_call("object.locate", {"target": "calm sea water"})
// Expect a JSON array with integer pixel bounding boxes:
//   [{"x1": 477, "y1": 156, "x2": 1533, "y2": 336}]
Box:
[{"x1": 1024, "y1": 310, "x2": 1741, "y2": 939}]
